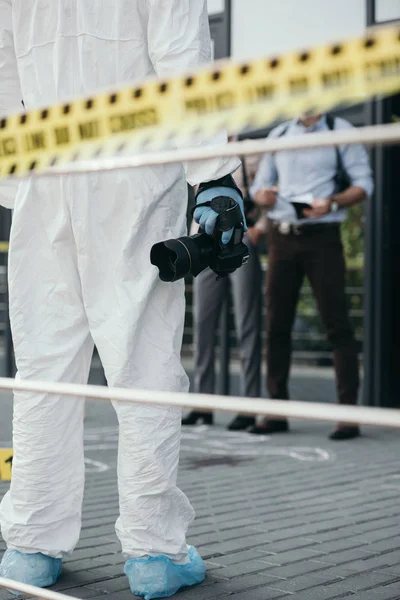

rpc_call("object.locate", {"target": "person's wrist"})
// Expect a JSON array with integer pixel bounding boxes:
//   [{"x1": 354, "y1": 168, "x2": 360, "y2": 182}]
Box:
[{"x1": 328, "y1": 196, "x2": 339, "y2": 213}]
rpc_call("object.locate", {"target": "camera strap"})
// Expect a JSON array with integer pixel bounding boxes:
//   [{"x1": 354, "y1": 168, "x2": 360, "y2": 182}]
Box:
[{"x1": 240, "y1": 156, "x2": 250, "y2": 199}]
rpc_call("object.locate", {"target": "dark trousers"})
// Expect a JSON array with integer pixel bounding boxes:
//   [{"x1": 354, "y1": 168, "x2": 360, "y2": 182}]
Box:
[{"x1": 266, "y1": 223, "x2": 359, "y2": 405}]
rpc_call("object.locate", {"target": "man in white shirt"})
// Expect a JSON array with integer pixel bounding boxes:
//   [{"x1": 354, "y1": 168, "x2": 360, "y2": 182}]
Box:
[{"x1": 250, "y1": 113, "x2": 373, "y2": 440}]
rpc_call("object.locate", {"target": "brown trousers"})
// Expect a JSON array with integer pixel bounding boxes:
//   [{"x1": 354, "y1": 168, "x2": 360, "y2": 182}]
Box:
[{"x1": 266, "y1": 222, "x2": 359, "y2": 405}]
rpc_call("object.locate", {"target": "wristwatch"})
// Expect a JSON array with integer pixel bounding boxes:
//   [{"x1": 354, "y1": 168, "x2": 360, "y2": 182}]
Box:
[{"x1": 329, "y1": 198, "x2": 339, "y2": 213}]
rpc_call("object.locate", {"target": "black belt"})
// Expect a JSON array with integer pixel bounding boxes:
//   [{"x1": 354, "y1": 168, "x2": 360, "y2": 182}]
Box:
[{"x1": 271, "y1": 220, "x2": 340, "y2": 236}]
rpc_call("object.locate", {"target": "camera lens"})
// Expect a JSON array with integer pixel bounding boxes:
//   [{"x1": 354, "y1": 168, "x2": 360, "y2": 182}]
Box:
[
  {"x1": 150, "y1": 240, "x2": 190, "y2": 282},
  {"x1": 150, "y1": 234, "x2": 214, "y2": 282},
  {"x1": 167, "y1": 254, "x2": 177, "y2": 273}
]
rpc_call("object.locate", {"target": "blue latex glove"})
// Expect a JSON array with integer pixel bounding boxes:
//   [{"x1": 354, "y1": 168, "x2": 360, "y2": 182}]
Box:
[
  {"x1": 0, "y1": 550, "x2": 62, "y2": 590},
  {"x1": 194, "y1": 186, "x2": 247, "y2": 245},
  {"x1": 124, "y1": 545, "x2": 205, "y2": 600}
]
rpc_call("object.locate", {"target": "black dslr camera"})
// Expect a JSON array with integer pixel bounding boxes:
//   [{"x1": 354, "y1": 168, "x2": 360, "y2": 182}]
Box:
[{"x1": 150, "y1": 175, "x2": 249, "y2": 282}]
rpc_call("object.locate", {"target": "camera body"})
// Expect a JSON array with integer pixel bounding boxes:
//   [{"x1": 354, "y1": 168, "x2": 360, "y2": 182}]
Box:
[
  {"x1": 150, "y1": 189, "x2": 249, "y2": 282},
  {"x1": 243, "y1": 196, "x2": 259, "y2": 227}
]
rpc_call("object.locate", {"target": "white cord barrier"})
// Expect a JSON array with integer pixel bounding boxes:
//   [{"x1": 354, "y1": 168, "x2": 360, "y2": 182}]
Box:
[
  {"x1": 0, "y1": 577, "x2": 78, "y2": 600},
  {"x1": 40, "y1": 123, "x2": 400, "y2": 176},
  {"x1": 1, "y1": 126, "x2": 400, "y2": 430},
  {"x1": 0, "y1": 377, "x2": 399, "y2": 429}
]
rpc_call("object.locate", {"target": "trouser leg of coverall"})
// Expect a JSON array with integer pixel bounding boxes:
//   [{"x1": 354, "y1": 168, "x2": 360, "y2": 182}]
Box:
[
  {"x1": 194, "y1": 268, "x2": 228, "y2": 394},
  {"x1": 0, "y1": 180, "x2": 93, "y2": 557},
  {"x1": 72, "y1": 168, "x2": 195, "y2": 561},
  {"x1": 230, "y1": 239, "x2": 262, "y2": 398}
]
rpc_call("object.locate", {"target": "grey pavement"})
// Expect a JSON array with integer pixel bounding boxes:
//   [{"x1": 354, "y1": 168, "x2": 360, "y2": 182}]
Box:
[{"x1": 1, "y1": 367, "x2": 400, "y2": 600}]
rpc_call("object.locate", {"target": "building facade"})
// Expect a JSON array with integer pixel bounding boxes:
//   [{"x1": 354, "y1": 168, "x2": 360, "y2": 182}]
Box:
[{"x1": 207, "y1": 0, "x2": 400, "y2": 407}]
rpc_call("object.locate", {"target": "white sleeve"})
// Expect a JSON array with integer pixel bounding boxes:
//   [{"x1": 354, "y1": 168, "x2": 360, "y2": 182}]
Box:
[
  {"x1": 0, "y1": 0, "x2": 22, "y2": 209},
  {"x1": 146, "y1": 0, "x2": 240, "y2": 186}
]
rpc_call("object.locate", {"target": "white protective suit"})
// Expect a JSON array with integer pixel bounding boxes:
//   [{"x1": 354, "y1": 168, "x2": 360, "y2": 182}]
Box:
[{"x1": 0, "y1": 0, "x2": 239, "y2": 561}]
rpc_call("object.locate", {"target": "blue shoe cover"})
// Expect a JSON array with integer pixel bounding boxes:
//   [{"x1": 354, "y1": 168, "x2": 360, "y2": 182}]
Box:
[
  {"x1": 0, "y1": 549, "x2": 62, "y2": 588},
  {"x1": 124, "y1": 545, "x2": 206, "y2": 600}
]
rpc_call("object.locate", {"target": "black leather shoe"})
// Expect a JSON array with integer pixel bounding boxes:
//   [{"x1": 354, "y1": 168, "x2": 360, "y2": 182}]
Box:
[
  {"x1": 227, "y1": 416, "x2": 256, "y2": 431},
  {"x1": 249, "y1": 419, "x2": 289, "y2": 435},
  {"x1": 182, "y1": 411, "x2": 213, "y2": 426},
  {"x1": 329, "y1": 426, "x2": 360, "y2": 441}
]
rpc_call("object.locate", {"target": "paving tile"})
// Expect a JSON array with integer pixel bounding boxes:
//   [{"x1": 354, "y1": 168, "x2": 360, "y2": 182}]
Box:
[
  {"x1": 2, "y1": 384, "x2": 400, "y2": 600},
  {"x1": 87, "y1": 576, "x2": 131, "y2": 594},
  {"x1": 350, "y1": 586, "x2": 400, "y2": 600},
  {"x1": 88, "y1": 592, "x2": 134, "y2": 600},
  {"x1": 228, "y1": 587, "x2": 289, "y2": 600},
  {"x1": 257, "y1": 547, "x2": 326, "y2": 565},
  {"x1": 50, "y1": 587, "x2": 103, "y2": 599},
  {"x1": 278, "y1": 587, "x2": 352, "y2": 600},
  {"x1": 211, "y1": 560, "x2": 281, "y2": 579},
  {"x1": 262, "y1": 559, "x2": 333, "y2": 579},
  {"x1": 257, "y1": 569, "x2": 344, "y2": 593},
  {"x1": 321, "y1": 571, "x2": 400, "y2": 595}
]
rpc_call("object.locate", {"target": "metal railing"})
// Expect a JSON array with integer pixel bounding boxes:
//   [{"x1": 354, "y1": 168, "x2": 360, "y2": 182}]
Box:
[
  {"x1": 0, "y1": 250, "x2": 365, "y2": 379},
  {"x1": 182, "y1": 263, "x2": 364, "y2": 364}
]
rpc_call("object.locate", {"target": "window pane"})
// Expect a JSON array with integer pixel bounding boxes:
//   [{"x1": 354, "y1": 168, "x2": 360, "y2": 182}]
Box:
[
  {"x1": 208, "y1": 0, "x2": 225, "y2": 15},
  {"x1": 375, "y1": 0, "x2": 400, "y2": 22}
]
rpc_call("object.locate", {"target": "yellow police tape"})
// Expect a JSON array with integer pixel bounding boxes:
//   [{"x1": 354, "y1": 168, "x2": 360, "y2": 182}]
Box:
[
  {"x1": 0, "y1": 242, "x2": 9, "y2": 253},
  {"x1": 0, "y1": 25, "x2": 399, "y2": 182},
  {"x1": 0, "y1": 449, "x2": 13, "y2": 481}
]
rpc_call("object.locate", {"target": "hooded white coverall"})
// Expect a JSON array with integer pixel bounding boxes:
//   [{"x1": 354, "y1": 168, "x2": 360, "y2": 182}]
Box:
[{"x1": 0, "y1": 0, "x2": 239, "y2": 561}]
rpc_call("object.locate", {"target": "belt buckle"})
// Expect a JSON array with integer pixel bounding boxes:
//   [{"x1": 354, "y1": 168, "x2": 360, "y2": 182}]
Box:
[{"x1": 278, "y1": 222, "x2": 291, "y2": 235}]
